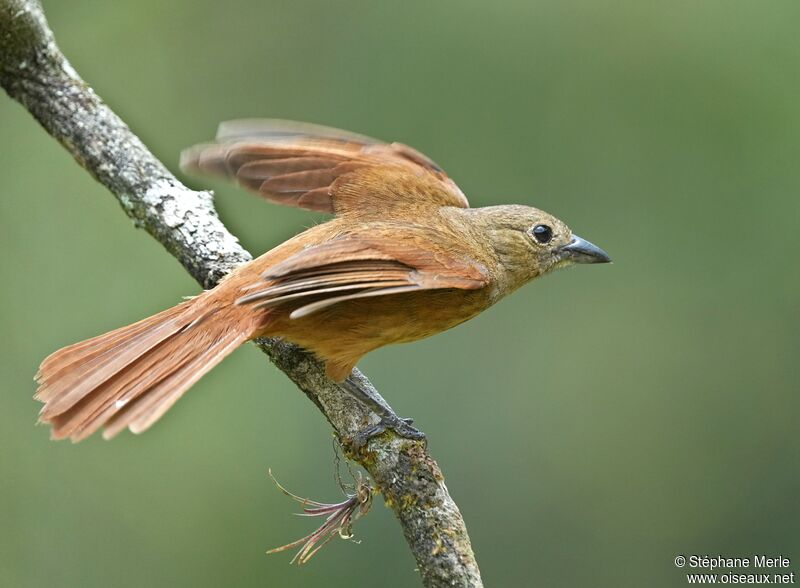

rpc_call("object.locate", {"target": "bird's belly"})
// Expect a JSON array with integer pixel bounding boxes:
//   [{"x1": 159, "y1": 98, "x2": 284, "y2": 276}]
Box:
[{"x1": 263, "y1": 288, "x2": 489, "y2": 369}]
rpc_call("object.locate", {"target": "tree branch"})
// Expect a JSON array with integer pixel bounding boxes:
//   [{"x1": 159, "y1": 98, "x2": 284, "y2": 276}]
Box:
[{"x1": 0, "y1": 1, "x2": 483, "y2": 586}]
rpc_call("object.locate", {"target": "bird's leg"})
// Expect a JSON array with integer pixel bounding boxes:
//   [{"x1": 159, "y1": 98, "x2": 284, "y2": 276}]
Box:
[{"x1": 340, "y1": 374, "x2": 426, "y2": 448}]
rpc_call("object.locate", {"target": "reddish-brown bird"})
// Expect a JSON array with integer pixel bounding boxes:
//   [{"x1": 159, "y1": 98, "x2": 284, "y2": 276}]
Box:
[{"x1": 34, "y1": 120, "x2": 610, "y2": 443}]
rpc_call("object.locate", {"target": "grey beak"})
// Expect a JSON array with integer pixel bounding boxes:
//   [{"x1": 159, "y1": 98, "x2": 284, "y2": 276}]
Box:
[{"x1": 560, "y1": 235, "x2": 611, "y2": 264}]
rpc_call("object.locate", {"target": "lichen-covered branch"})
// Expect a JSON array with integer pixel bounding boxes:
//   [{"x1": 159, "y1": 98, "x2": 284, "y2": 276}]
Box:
[{"x1": 0, "y1": 1, "x2": 483, "y2": 586}]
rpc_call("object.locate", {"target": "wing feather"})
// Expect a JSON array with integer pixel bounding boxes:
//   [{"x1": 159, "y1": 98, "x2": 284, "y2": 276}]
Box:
[
  {"x1": 180, "y1": 119, "x2": 468, "y2": 216},
  {"x1": 235, "y1": 235, "x2": 488, "y2": 319}
]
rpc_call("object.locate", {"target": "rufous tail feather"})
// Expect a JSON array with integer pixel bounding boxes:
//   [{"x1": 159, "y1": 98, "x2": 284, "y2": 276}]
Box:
[{"x1": 34, "y1": 297, "x2": 255, "y2": 442}]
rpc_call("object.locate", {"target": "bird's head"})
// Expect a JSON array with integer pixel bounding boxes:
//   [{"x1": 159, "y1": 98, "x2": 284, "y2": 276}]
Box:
[{"x1": 465, "y1": 205, "x2": 611, "y2": 294}]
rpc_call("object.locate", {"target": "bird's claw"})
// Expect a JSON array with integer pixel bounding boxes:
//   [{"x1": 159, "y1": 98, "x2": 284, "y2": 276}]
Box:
[{"x1": 352, "y1": 415, "x2": 426, "y2": 450}]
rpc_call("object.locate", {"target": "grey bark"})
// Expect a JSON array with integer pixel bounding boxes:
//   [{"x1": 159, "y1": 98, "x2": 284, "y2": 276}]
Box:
[{"x1": 0, "y1": 1, "x2": 483, "y2": 586}]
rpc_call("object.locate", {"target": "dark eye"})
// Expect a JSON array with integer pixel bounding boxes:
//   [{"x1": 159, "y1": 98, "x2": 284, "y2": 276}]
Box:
[{"x1": 531, "y1": 224, "x2": 553, "y2": 244}]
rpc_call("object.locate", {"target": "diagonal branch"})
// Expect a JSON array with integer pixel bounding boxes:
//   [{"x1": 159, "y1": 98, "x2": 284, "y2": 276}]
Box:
[{"x1": 0, "y1": 1, "x2": 483, "y2": 586}]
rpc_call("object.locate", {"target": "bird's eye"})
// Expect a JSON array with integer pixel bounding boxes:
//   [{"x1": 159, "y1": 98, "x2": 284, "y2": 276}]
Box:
[{"x1": 531, "y1": 224, "x2": 553, "y2": 244}]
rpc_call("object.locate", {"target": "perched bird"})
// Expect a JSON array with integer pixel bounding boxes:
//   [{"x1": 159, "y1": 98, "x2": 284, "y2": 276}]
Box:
[{"x1": 34, "y1": 120, "x2": 610, "y2": 443}]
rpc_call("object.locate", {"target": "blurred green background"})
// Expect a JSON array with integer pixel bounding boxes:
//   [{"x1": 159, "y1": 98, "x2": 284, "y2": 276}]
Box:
[{"x1": 2, "y1": 1, "x2": 798, "y2": 586}]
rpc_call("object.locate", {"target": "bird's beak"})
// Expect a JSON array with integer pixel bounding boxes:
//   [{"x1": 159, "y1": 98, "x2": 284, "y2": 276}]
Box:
[{"x1": 559, "y1": 235, "x2": 611, "y2": 264}]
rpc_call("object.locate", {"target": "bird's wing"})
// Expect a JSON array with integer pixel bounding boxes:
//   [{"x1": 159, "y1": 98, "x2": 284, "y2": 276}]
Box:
[
  {"x1": 236, "y1": 234, "x2": 488, "y2": 319},
  {"x1": 180, "y1": 119, "x2": 468, "y2": 216}
]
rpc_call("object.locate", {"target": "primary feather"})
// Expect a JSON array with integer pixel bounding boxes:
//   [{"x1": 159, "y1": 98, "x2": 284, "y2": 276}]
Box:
[{"x1": 179, "y1": 119, "x2": 469, "y2": 215}]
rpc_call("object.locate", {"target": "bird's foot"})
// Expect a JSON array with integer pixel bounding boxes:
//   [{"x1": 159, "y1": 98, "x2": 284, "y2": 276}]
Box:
[
  {"x1": 352, "y1": 415, "x2": 426, "y2": 450},
  {"x1": 339, "y1": 373, "x2": 426, "y2": 450}
]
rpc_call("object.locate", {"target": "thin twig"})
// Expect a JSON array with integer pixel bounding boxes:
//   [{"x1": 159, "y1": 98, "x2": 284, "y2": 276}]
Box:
[
  {"x1": 266, "y1": 468, "x2": 373, "y2": 565},
  {"x1": 0, "y1": 1, "x2": 483, "y2": 586}
]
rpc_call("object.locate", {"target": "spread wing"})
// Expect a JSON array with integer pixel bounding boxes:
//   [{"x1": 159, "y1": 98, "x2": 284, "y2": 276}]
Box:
[
  {"x1": 235, "y1": 235, "x2": 488, "y2": 320},
  {"x1": 179, "y1": 119, "x2": 468, "y2": 216}
]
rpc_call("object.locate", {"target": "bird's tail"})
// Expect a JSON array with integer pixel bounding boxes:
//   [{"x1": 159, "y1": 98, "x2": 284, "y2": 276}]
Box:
[{"x1": 34, "y1": 294, "x2": 256, "y2": 442}]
